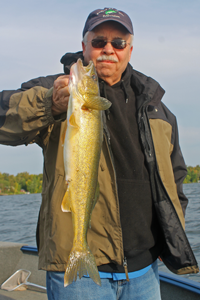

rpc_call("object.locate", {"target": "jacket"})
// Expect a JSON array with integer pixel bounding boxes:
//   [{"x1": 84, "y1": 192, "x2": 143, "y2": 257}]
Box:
[{"x1": 0, "y1": 51, "x2": 199, "y2": 275}]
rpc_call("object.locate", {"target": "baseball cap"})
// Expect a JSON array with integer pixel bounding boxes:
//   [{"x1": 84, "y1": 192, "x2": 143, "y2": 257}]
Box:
[{"x1": 82, "y1": 8, "x2": 134, "y2": 37}]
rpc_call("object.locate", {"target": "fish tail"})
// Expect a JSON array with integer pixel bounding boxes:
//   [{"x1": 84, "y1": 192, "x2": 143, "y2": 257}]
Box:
[{"x1": 64, "y1": 246, "x2": 101, "y2": 287}]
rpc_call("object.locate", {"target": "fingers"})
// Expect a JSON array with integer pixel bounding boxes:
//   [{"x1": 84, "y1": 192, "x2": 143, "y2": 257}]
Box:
[
  {"x1": 54, "y1": 75, "x2": 70, "y2": 90},
  {"x1": 52, "y1": 75, "x2": 70, "y2": 116}
]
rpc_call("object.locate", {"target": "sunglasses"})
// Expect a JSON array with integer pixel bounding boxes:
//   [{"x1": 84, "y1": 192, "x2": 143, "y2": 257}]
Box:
[{"x1": 90, "y1": 38, "x2": 130, "y2": 50}]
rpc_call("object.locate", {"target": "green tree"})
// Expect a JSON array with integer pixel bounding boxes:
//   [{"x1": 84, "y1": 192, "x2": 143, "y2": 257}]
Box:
[
  {"x1": 0, "y1": 172, "x2": 43, "y2": 195},
  {"x1": 183, "y1": 165, "x2": 200, "y2": 183}
]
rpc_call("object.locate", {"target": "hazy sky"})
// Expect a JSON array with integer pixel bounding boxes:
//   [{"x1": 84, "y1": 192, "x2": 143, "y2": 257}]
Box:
[{"x1": 0, "y1": 0, "x2": 200, "y2": 175}]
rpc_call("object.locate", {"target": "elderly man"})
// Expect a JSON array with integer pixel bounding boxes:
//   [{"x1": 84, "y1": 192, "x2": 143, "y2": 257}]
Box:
[{"x1": 0, "y1": 7, "x2": 198, "y2": 300}]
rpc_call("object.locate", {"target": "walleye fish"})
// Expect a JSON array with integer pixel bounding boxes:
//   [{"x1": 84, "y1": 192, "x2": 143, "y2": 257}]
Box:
[{"x1": 61, "y1": 58, "x2": 111, "y2": 287}]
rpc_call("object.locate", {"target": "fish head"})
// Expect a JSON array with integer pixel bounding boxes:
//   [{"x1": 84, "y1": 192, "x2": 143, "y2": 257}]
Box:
[
  {"x1": 75, "y1": 59, "x2": 99, "y2": 97},
  {"x1": 69, "y1": 59, "x2": 111, "y2": 111}
]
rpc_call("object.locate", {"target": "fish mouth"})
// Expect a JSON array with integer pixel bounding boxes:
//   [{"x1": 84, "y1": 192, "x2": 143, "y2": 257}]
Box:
[{"x1": 76, "y1": 59, "x2": 97, "y2": 78}]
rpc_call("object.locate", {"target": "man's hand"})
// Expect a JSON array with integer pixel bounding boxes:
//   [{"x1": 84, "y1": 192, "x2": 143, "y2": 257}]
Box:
[{"x1": 52, "y1": 75, "x2": 70, "y2": 116}]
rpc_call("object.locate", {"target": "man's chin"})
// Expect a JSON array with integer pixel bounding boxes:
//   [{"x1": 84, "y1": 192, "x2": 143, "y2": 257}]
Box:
[
  {"x1": 97, "y1": 71, "x2": 113, "y2": 80},
  {"x1": 96, "y1": 65, "x2": 114, "y2": 75}
]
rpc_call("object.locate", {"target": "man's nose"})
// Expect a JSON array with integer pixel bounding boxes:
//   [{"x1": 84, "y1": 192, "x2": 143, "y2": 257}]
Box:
[{"x1": 102, "y1": 42, "x2": 115, "y2": 54}]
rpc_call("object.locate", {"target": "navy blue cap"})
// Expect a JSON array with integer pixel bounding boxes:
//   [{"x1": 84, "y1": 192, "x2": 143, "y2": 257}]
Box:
[{"x1": 82, "y1": 8, "x2": 134, "y2": 37}]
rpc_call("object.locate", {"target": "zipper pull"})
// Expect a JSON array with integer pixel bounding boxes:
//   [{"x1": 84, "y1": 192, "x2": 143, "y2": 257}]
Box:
[{"x1": 123, "y1": 257, "x2": 129, "y2": 281}]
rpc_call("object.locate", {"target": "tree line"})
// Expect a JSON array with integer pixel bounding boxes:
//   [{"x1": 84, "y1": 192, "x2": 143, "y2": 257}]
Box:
[
  {"x1": 0, "y1": 165, "x2": 199, "y2": 195},
  {"x1": 0, "y1": 172, "x2": 43, "y2": 195},
  {"x1": 183, "y1": 165, "x2": 200, "y2": 184}
]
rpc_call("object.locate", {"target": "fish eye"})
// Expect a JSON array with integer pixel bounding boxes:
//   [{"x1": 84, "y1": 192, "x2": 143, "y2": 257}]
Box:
[{"x1": 92, "y1": 74, "x2": 97, "y2": 81}]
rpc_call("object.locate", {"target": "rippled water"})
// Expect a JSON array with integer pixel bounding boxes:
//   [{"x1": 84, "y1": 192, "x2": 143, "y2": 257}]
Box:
[
  {"x1": 0, "y1": 183, "x2": 200, "y2": 282},
  {"x1": 0, "y1": 193, "x2": 41, "y2": 245}
]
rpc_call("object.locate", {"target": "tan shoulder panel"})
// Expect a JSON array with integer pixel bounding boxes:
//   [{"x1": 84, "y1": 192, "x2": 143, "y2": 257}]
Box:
[{"x1": 149, "y1": 119, "x2": 185, "y2": 229}]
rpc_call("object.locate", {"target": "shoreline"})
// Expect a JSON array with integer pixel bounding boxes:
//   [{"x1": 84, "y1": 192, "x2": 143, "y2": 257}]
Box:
[{"x1": 0, "y1": 192, "x2": 31, "y2": 196}]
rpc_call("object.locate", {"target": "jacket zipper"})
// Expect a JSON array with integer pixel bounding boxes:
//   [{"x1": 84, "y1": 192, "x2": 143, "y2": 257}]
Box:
[
  {"x1": 138, "y1": 97, "x2": 153, "y2": 160},
  {"x1": 123, "y1": 257, "x2": 129, "y2": 281}
]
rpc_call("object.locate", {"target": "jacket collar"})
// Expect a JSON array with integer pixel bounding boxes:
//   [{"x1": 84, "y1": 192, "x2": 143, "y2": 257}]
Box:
[{"x1": 60, "y1": 51, "x2": 84, "y2": 74}]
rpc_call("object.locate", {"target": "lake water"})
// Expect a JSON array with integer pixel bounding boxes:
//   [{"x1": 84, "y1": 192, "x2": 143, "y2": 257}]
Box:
[{"x1": 0, "y1": 183, "x2": 200, "y2": 282}]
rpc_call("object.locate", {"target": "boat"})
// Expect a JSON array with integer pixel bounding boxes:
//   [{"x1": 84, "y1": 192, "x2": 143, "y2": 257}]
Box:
[
  {"x1": 0, "y1": 241, "x2": 200, "y2": 299},
  {"x1": 0, "y1": 241, "x2": 46, "y2": 300}
]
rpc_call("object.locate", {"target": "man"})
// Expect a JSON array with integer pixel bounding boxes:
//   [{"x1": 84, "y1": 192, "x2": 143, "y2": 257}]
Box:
[{"x1": 0, "y1": 7, "x2": 199, "y2": 300}]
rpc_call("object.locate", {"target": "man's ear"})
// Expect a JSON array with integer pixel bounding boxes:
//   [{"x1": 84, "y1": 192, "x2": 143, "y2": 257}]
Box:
[
  {"x1": 129, "y1": 46, "x2": 133, "y2": 61},
  {"x1": 82, "y1": 41, "x2": 86, "y2": 56}
]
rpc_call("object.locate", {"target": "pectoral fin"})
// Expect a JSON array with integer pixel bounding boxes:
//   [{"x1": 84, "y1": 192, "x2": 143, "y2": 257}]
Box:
[{"x1": 82, "y1": 96, "x2": 111, "y2": 111}]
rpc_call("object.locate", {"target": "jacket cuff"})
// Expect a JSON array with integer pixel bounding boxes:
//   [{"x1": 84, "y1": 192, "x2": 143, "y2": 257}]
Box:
[
  {"x1": 44, "y1": 87, "x2": 55, "y2": 123},
  {"x1": 45, "y1": 87, "x2": 66, "y2": 123}
]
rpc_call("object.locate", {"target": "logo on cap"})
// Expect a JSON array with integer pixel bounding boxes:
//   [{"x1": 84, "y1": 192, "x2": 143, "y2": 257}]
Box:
[{"x1": 105, "y1": 9, "x2": 117, "y2": 15}]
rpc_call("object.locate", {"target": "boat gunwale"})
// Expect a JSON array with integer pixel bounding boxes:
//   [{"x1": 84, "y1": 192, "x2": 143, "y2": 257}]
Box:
[{"x1": 21, "y1": 245, "x2": 200, "y2": 295}]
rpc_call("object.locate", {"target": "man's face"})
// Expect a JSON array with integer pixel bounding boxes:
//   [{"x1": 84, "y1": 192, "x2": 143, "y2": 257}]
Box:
[{"x1": 82, "y1": 22, "x2": 133, "y2": 86}]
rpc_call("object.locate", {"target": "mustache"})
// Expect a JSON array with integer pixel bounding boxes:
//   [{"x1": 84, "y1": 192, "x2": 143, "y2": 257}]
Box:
[{"x1": 97, "y1": 55, "x2": 118, "y2": 63}]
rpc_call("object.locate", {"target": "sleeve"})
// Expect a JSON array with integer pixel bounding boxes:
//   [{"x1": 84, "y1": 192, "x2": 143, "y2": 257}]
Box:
[
  {"x1": 170, "y1": 117, "x2": 188, "y2": 215},
  {"x1": 0, "y1": 74, "x2": 63, "y2": 147}
]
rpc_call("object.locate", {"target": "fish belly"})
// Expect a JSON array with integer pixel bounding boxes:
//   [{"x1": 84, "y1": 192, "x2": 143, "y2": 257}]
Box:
[{"x1": 62, "y1": 106, "x2": 102, "y2": 287}]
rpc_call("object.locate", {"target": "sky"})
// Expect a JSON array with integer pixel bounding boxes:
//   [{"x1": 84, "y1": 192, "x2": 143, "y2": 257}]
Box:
[{"x1": 0, "y1": 0, "x2": 200, "y2": 175}]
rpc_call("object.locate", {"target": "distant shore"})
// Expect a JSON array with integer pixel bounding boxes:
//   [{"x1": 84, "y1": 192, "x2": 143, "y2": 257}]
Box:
[
  {"x1": 1, "y1": 182, "x2": 200, "y2": 197},
  {"x1": 0, "y1": 166, "x2": 199, "y2": 196},
  {"x1": 0, "y1": 172, "x2": 42, "y2": 195},
  {"x1": 0, "y1": 191, "x2": 31, "y2": 196}
]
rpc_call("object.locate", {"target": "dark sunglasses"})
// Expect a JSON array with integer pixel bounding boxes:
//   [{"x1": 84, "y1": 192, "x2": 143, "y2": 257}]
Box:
[{"x1": 90, "y1": 38, "x2": 130, "y2": 50}]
